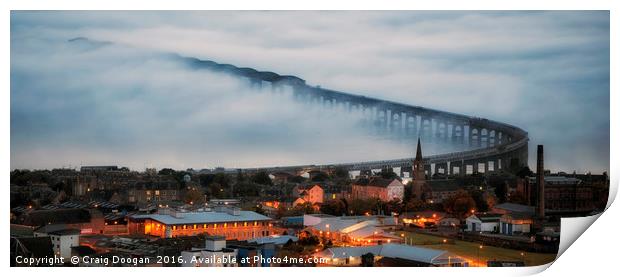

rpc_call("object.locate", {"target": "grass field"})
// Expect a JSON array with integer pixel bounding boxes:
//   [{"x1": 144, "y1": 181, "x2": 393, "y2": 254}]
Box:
[{"x1": 397, "y1": 231, "x2": 557, "y2": 267}]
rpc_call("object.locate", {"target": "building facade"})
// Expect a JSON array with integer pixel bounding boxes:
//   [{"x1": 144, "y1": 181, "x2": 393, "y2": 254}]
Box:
[
  {"x1": 128, "y1": 207, "x2": 274, "y2": 240},
  {"x1": 351, "y1": 177, "x2": 404, "y2": 202},
  {"x1": 295, "y1": 184, "x2": 324, "y2": 204}
]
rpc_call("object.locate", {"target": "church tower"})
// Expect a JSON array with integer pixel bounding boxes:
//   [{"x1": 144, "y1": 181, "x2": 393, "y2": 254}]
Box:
[{"x1": 412, "y1": 138, "x2": 426, "y2": 200}]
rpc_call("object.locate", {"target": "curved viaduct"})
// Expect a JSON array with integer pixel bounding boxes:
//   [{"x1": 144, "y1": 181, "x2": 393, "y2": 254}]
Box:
[{"x1": 181, "y1": 55, "x2": 529, "y2": 177}]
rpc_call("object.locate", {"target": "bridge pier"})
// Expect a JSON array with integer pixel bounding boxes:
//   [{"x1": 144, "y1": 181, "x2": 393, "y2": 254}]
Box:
[
  {"x1": 406, "y1": 114, "x2": 417, "y2": 135},
  {"x1": 435, "y1": 162, "x2": 448, "y2": 175},
  {"x1": 420, "y1": 117, "x2": 432, "y2": 140},
  {"x1": 376, "y1": 109, "x2": 387, "y2": 128},
  {"x1": 436, "y1": 121, "x2": 448, "y2": 140},
  {"x1": 451, "y1": 124, "x2": 464, "y2": 145},
  {"x1": 449, "y1": 161, "x2": 463, "y2": 176},
  {"x1": 470, "y1": 127, "x2": 480, "y2": 148},
  {"x1": 392, "y1": 111, "x2": 402, "y2": 131}
]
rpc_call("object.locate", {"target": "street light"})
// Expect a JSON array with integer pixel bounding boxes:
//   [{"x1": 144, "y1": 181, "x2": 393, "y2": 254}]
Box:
[{"x1": 478, "y1": 245, "x2": 483, "y2": 267}]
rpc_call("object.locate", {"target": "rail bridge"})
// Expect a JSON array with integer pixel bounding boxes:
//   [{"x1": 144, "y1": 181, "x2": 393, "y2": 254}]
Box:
[{"x1": 181, "y1": 55, "x2": 529, "y2": 177}]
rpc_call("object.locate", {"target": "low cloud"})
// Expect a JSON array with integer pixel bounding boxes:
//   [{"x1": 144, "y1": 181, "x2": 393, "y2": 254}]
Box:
[{"x1": 10, "y1": 11, "x2": 609, "y2": 173}]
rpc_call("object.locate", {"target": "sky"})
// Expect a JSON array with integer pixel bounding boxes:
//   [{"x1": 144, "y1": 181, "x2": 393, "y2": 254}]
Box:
[{"x1": 10, "y1": 11, "x2": 610, "y2": 173}]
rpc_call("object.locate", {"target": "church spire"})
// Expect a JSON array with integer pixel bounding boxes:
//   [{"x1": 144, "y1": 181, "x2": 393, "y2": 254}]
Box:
[{"x1": 415, "y1": 137, "x2": 423, "y2": 161}]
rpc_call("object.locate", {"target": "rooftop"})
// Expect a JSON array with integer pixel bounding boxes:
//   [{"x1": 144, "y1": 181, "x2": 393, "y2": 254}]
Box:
[
  {"x1": 353, "y1": 177, "x2": 402, "y2": 188},
  {"x1": 247, "y1": 235, "x2": 298, "y2": 245},
  {"x1": 48, "y1": 228, "x2": 82, "y2": 236},
  {"x1": 130, "y1": 210, "x2": 272, "y2": 225},
  {"x1": 493, "y1": 203, "x2": 536, "y2": 215},
  {"x1": 318, "y1": 243, "x2": 462, "y2": 265}
]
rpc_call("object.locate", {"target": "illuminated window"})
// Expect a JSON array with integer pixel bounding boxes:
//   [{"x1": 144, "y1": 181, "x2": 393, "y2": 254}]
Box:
[
  {"x1": 214, "y1": 224, "x2": 217, "y2": 229},
  {"x1": 332, "y1": 194, "x2": 336, "y2": 199},
  {"x1": 155, "y1": 190, "x2": 160, "y2": 196},
  {"x1": 173, "y1": 226, "x2": 177, "y2": 230},
  {"x1": 183, "y1": 225, "x2": 187, "y2": 229},
  {"x1": 193, "y1": 224, "x2": 197, "y2": 229},
  {"x1": 244, "y1": 222, "x2": 248, "y2": 227},
  {"x1": 234, "y1": 222, "x2": 238, "y2": 227},
  {"x1": 203, "y1": 224, "x2": 207, "y2": 229},
  {"x1": 224, "y1": 223, "x2": 227, "y2": 228}
]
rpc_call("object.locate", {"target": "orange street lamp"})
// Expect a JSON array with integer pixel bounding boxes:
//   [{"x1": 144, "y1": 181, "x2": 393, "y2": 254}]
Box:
[{"x1": 477, "y1": 245, "x2": 483, "y2": 267}]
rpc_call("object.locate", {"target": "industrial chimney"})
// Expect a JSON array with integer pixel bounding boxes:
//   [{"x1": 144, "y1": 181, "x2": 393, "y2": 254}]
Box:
[{"x1": 537, "y1": 145, "x2": 545, "y2": 218}]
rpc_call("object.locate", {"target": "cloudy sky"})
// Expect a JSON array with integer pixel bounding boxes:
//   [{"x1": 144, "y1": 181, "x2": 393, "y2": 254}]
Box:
[{"x1": 10, "y1": 11, "x2": 609, "y2": 173}]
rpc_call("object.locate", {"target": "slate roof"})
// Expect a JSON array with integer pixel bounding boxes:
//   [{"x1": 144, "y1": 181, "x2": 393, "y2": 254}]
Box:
[
  {"x1": 493, "y1": 203, "x2": 536, "y2": 215},
  {"x1": 48, "y1": 228, "x2": 81, "y2": 236},
  {"x1": 353, "y1": 177, "x2": 401, "y2": 188},
  {"x1": 20, "y1": 208, "x2": 93, "y2": 226}
]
